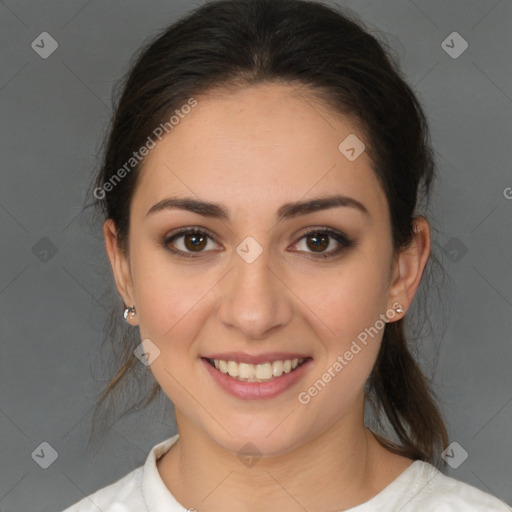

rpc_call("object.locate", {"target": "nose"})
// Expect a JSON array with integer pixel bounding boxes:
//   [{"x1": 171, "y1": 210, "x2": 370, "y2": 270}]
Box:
[{"x1": 217, "y1": 240, "x2": 294, "y2": 340}]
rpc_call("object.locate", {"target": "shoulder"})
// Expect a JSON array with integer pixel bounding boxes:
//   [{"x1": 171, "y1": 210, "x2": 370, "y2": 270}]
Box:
[
  {"x1": 60, "y1": 466, "x2": 144, "y2": 512},
  {"x1": 60, "y1": 434, "x2": 181, "y2": 512},
  {"x1": 398, "y1": 461, "x2": 511, "y2": 511}
]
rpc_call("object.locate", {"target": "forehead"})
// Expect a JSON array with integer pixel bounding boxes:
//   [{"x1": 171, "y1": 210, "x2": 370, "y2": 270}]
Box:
[{"x1": 133, "y1": 83, "x2": 387, "y2": 218}]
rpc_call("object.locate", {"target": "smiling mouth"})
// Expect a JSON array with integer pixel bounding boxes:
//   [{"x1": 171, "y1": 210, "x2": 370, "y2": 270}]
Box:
[{"x1": 204, "y1": 357, "x2": 311, "y2": 382}]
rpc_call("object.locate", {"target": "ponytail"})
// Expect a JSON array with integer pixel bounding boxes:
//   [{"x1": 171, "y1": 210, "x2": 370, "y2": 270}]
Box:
[{"x1": 368, "y1": 320, "x2": 449, "y2": 466}]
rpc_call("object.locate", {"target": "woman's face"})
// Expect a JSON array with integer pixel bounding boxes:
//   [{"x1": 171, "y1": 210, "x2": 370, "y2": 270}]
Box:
[{"x1": 107, "y1": 83, "x2": 411, "y2": 457}]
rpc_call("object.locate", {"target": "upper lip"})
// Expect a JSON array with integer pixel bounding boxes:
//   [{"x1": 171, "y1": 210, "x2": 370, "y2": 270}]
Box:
[{"x1": 202, "y1": 352, "x2": 311, "y2": 365}]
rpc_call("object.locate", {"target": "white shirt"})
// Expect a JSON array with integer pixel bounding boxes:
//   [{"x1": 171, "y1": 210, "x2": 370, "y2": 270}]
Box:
[{"x1": 61, "y1": 434, "x2": 510, "y2": 512}]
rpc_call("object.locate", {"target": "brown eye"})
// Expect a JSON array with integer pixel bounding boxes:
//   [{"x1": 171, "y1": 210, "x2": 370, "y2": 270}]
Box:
[
  {"x1": 183, "y1": 232, "x2": 207, "y2": 251},
  {"x1": 163, "y1": 227, "x2": 221, "y2": 258},
  {"x1": 305, "y1": 233, "x2": 329, "y2": 252},
  {"x1": 291, "y1": 228, "x2": 354, "y2": 259}
]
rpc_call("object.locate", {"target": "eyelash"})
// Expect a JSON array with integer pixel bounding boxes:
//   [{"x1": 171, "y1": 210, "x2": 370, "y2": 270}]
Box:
[{"x1": 161, "y1": 226, "x2": 354, "y2": 260}]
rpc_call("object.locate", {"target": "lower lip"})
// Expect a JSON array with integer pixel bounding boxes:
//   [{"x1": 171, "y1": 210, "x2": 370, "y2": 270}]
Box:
[{"x1": 201, "y1": 357, "x2": 312, "y2": 400}]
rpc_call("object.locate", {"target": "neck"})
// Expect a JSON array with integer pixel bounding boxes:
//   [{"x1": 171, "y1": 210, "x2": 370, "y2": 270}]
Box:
[{"x1": 157, "y1": 398, "x2": 411, "y2": 512}]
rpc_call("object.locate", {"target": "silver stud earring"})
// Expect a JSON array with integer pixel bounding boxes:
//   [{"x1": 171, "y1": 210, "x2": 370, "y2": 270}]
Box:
[
  {"x1": 395, "y1": 304, "x2": 403, "y2": 314},
  {"x1": 123, "y1": 305, "x2": 136, "y2": 320}
]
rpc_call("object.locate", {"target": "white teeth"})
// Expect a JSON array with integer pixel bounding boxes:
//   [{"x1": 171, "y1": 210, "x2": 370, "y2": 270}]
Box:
[
  {"x1": 210, "y1": 357, "x2": 306, "y2": 382},
  {"x1": 272, "y1": 360, "x2": 283, "y2": 376},
  {"x1": 227, "y1": 361, "x2": 238, "y2": 377},
  {"x1": 239, "y1": 362, "x2": 255, "y2": 379},
  {"x1": 255, "y1": 362, "x2": 272, "y2": 380}
]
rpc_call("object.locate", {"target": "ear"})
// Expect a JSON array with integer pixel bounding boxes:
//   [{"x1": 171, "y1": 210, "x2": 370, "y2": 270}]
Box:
[
  {"x1": 103, "y1": 219, "x2": 138, "y2": 325},
  {"x1": 386, "y1": 216, "x2": 430, "y2": 319}
]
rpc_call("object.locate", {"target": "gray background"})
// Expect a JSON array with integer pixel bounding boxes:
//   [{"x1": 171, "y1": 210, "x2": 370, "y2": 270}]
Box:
[{"x1": 0, "y1": 0, "x2": 511, "y2": 510}]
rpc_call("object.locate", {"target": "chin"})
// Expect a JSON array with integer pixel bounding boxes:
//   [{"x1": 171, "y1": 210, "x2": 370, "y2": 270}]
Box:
[{"x1": 202, "y1": 415, "x2": 313, "y2": 460}]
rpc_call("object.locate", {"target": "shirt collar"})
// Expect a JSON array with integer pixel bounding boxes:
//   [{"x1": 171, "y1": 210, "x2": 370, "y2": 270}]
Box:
[{"x1": 141, "y1": 434, "x2": 187, "y2": 512}]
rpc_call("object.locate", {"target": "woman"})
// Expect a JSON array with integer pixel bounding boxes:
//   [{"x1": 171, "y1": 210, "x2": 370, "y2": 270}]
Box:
[{"x1": 63, "y1": 0, "x2": 510, "y2": 510}]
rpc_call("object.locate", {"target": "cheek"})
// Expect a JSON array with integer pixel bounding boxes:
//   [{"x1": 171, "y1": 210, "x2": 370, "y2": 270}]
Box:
[
  {"x1": 295, "y1": 262, "x2": 391, "y2": 420},
  {"x1": 130, "y1": 252, "x2": 211, "y2": 407},
  {"x1": 293, "y1": 249, "x2": 391, "y2": 398},
  {"x1": 294, "y1": 254, "x2": 391, "y2": 340},
  {"x1": 130, "y1": 248, "x2": 207, "y2": 342}
]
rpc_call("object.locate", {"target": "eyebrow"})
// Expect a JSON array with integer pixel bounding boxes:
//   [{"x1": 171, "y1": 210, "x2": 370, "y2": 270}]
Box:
[{"x1": 145, "y1": 194, "x2": 369, "y2": 222}]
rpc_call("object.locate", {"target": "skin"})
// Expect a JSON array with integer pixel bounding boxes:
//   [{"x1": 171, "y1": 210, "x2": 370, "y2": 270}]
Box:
[{"x1": 104, "y1": 82, "x2": 431, "y2": 512}]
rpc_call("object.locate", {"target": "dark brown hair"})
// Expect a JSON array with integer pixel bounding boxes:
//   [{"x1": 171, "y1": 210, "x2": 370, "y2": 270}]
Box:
[{"x1": 90, "y1": 0, "x2": 448, "y2": 465}]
